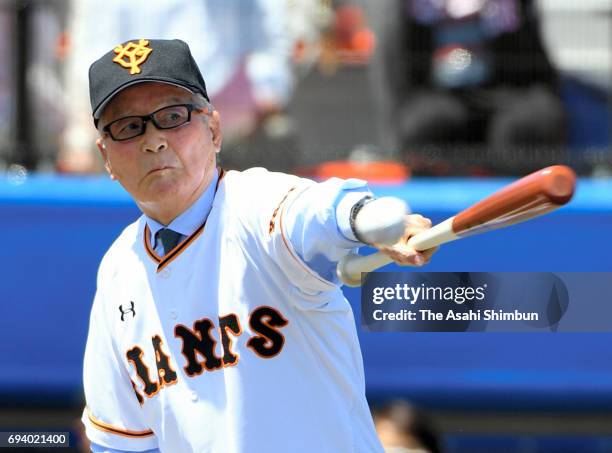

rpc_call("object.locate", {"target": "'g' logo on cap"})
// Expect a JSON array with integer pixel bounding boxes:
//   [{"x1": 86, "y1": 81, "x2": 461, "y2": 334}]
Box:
[{"x1": 113, "y1": 39, "x2": 153, "y2": 75}]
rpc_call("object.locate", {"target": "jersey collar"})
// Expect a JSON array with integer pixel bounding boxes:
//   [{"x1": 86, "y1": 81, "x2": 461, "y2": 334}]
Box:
[{"x1": 143, "y1": 168, "x2": 225, "y2": 272}]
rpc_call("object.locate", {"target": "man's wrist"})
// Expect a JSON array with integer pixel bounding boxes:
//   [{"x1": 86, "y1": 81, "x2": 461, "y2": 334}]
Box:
[{"x1": 336, "y1": 192, "x2": 374, "y2": 244}]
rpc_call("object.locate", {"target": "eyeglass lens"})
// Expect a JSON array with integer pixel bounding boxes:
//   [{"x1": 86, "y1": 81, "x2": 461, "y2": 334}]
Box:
[{"x1": 108, "y1": 105, "x2": 191, "y2": 141}]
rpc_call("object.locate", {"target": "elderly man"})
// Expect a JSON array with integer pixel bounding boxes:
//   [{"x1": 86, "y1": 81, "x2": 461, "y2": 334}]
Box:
[{"x1": 82, "y1": 39, "x2": 435, "y2": 453}]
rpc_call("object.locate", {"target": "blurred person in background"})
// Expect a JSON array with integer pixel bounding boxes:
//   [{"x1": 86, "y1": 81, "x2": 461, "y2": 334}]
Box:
[
  {"x1": 368, "y1": 0, "x2": 567, "y2": 175},
  {"x1": 373, "y1": 400, "x2": 442, "y2": 453},
  {"x1": 58, "y1": 0, "x2": 294, "y2": 173}
]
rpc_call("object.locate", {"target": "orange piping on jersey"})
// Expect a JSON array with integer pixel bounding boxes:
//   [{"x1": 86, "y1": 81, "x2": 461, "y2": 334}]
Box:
[
  {"x1": 87, "y1": 408, "x2": 154, "y2": 438},
  {"x1": 156, "y1": 224, "x2": 205, "y2": 272},
  {"x1": 142, "y1": 168, "x2": 226, "y2": 271},
  {"x1": 143, "y1": 218, "x2": 205, "y2": 270},
  {"x1": 277, "y1": 188, "x2": 335, "y2": 287},
  {"x1": 269, "y1": 187, "x2": 296, "y2": 235},
  {"x1": 143, "y1": 225, "x2": 161, "y2": 263}
]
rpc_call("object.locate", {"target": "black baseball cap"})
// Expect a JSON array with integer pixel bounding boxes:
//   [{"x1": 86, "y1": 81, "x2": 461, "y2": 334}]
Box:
[{"x1": 89, "y1": 39, "x2": 210, "y2": 126}]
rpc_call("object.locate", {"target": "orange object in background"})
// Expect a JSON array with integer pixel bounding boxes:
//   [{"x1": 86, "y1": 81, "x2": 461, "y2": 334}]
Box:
[
  {"x1": 296, "y1": 161, "x2": 411, "y2": 184},
  {"x1": 351, "y1": 28, "x2": 375, "y2": 54},
  {"x1": 55, "y1": 31, "x2": 71, "y2": 60},
  {"x1": 334, "y1": 5, "x2": 364, "y2": 44},
  {"x1": 332, "y1": 5, "x2": 376, "y2": 64}
]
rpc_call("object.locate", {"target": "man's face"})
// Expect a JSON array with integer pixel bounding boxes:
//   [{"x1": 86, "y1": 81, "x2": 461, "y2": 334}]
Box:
[{"x1": 98, "y1": 82, "x2": 221, "y2": 212}]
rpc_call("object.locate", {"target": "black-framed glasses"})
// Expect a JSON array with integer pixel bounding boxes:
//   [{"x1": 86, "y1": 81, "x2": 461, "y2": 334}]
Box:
[{"x1": 102, "y1": 104, "x2": 208, "y2": 141}]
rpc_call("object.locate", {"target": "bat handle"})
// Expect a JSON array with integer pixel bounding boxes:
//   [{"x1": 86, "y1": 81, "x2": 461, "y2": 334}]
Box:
[
  {"x1": 336, "y1": 251, "x2": 393, "y2": 287},
  {"x1": 336, "y1": 218, "x2": 458, "y2": 287}
]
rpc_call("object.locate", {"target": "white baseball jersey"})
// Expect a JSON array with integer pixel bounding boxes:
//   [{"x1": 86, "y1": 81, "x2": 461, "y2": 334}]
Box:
[{"x1": 82, "y1": 168, "x2": 384, "y2": 453}]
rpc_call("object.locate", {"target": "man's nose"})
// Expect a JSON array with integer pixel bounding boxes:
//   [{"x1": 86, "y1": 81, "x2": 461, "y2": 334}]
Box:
[
  {"x1": 142, "y1": 140, "x2": 167, "y2": 153},
  {"x1": 141, "y1": 123, "x2": 168, "y2": 154}
]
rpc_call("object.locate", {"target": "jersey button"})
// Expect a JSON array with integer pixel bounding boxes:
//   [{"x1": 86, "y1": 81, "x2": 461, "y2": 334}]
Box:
[
  {"x1": 170, "y1": 310, "x2": 178, "y2": 320},
  {"x1": 160, "y1": 267, "x2": 172, "y2": 279},
  {"x1": 190, "y1": 391, "x2": 198, "y2": 402}
]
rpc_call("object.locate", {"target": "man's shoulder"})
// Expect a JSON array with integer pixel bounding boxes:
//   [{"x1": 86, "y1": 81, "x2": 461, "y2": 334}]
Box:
[
  {"x1": 222, "y1": 167, "x2": 313, "y2": 200},
  {"x1": 224, "y1": 166, "x2": 300, "y2": 184}
]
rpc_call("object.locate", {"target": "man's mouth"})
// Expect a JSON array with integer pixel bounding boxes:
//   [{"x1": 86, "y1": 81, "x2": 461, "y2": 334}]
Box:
[{"x1": 147, "y1": 165, "x2": 173, "y2": 175}]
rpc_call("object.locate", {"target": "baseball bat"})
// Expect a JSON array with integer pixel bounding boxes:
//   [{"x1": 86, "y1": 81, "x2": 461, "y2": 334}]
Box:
[{"x1": 337, "y1": 165, "x2": 577, "y2": 287}]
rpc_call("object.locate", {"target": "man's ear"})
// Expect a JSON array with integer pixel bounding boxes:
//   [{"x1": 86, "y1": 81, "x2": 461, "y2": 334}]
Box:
[
  {"x1": 209, "y1": 110, "x2": 223, "y2": 153},
  {"x1": 96, "y1": 137, "x2": 116, "y2": 180}
]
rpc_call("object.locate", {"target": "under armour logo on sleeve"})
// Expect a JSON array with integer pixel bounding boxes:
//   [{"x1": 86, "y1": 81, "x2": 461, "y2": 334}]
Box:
[{"x1": 120, "y1": 301, "x2": 136, "y2": 321}]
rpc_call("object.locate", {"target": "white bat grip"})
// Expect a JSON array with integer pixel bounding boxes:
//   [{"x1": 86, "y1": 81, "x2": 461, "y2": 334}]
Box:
[{"x1": 337, "y1": 217, "x2": 458, "y2": 286}]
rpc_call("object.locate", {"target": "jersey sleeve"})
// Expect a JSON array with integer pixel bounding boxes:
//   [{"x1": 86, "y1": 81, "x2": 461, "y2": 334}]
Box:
[
  {"x1": 227, "y1": 169, "x2": 373, "y2": 296},
  {"x1": 239, "y1": 170, "x2": 370, "y2": 293},
  {"x1": 82, "y1": 261, "x2": 159, "y2": 452},
  {"x1": 281, "y1": 177, "x2": 373, "y2": 283}
]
